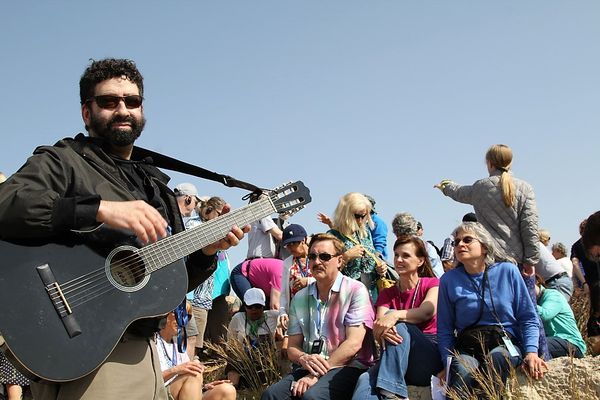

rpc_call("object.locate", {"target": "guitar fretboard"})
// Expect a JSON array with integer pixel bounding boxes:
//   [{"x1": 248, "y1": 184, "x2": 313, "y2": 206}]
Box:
[{"x1": 139, "y1": 197, "x2": 276, "y2": 272}]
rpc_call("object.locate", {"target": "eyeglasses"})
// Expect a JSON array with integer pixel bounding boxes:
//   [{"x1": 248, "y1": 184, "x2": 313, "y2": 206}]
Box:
[
  {"x1": 308, "y1": 252, "x2": 338, "y2": 262},
  {"x1": 354, "y1": 213, "x2": 367, "y2": 220},
  {"x1": 453, "y1": 236, "x2": 479, "y2": 247},
  {"x1": 86, "y1": 95, "x2": 143, "y2": 110},
  {"x1": 246, "y1": 304, "x2": 264, "y2": 310}
]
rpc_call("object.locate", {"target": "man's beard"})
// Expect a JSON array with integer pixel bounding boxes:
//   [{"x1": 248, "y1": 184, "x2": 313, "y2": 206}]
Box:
[{"x1": 89, "y1": 113, "x2": 146, "y2": 147}]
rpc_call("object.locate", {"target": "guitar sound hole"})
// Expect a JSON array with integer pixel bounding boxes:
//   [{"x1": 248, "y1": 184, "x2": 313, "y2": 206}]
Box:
[{"x1": 109, "y1": 249, "x2": 146, "y2": 287}]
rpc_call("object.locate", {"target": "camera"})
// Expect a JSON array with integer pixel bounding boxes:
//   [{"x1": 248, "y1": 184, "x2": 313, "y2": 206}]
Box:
[{"x1": 309, "y1": 338, "x2": 324, "y2": 354}]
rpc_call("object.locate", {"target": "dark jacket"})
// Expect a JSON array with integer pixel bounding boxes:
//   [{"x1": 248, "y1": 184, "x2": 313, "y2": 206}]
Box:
[{"x1": 0, "y1": 133, "x2": 216, "y2": 293}]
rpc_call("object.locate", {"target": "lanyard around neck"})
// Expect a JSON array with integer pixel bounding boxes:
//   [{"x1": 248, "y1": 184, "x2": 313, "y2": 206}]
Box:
[
  {"x1": 462, "y1": 267, "x2": 488, "y2": 328},
  {"x1": 314, "y1": 286, "x2": 333, "y2": 336},
  {"x1": 158, "y1": 335, "x2": 178, "y2": 368},
  {"x1": 295, "y1": 257, "x2": 309, "y2": 277}
]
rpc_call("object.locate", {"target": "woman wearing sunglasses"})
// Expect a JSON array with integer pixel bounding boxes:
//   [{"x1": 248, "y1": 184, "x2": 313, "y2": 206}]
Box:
[
  {"x1": 352, "y1": 236, "x2": 442, "y2": 400},
  {"x1": 326, "y1": 192, "x2": 386, "y2": 300},
  {"x1": 437, "y1": 222, "x2": 547, "y2": 398},
  {"x1": 434, "y1": 143, "x2": 549, "y2": 358}
]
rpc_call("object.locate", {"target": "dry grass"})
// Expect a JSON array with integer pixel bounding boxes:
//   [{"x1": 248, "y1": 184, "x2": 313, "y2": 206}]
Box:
[
  {"x1": 569, "y1": 287, "x2": 592, "y2": 353},
  {"x1": 204, "y1": 336, "x2": 282, "y2": 398},
  {"x1": 443, "y1": 350, "x2": 524, "y2": 400},
  {"x1": 442, "y1": 288, "x2": 597, "y2": 399}
]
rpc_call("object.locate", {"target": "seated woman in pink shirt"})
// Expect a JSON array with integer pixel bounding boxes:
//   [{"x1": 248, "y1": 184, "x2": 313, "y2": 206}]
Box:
[{"x1": 352, "y1": 236, "x2": 443, "y2": 400}]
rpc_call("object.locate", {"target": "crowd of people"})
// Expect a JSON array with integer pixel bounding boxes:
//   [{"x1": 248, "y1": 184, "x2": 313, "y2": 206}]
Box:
[{"x1": 0, "y1": 58, "x2": 597, "y2": 400}]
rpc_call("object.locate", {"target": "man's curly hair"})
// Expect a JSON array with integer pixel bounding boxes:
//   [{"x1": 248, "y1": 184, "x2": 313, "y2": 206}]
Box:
[{"x1": 79, "y1": 58, "x2": 144, "y2": 104}]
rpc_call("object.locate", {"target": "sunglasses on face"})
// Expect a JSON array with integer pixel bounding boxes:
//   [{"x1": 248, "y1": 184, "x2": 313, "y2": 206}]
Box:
[
  {"x1": 354, "y1": 213, "x2": 367, "y2": 220},
  {"x1": 87, "y1": 95, "x2": 143, "y2": 110},
  {"x1": 308, "y1": 252, "x2": 338, "y2": 262},
  {"x1": 453, "y1": 236, "x2": 479, "y2": 247}
]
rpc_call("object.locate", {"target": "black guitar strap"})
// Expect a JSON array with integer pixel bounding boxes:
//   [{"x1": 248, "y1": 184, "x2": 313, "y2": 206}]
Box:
[{"x1": 131, "y1": 146, "x2": 265, "y2": 196}]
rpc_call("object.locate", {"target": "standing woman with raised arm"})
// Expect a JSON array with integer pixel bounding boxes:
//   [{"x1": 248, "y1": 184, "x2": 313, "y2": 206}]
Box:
[{"x1": 435, "y1": 144, "x2": 549, "y2": 358}]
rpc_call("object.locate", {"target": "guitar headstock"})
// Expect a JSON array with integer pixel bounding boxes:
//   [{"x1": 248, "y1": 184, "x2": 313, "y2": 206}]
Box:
[{"x1": 268, "y1": 181, "x2": 311, "y2": 216}]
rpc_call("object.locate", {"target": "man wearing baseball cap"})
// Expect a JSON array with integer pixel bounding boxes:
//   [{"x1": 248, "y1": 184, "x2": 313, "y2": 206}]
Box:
[
  {"x1": 226, "y1": 288, "x2": 281, "y2": 388},
  {"x1": 174, "y1": 182, "x2": 201, "y2": 221}
]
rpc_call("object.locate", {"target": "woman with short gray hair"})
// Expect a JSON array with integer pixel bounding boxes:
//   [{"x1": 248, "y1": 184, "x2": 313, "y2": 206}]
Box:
[{"x1": 437, "y1": 222, "x2": 547, "y2": 397}]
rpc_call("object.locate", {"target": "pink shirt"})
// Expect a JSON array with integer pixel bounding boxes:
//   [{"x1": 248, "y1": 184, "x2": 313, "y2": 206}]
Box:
[
  {"x1": 241, "y1": 258, "x2": 283, "y2": 295},
  {"x1": 375, "y1": 277, "x2": 439, "y2": 335}
]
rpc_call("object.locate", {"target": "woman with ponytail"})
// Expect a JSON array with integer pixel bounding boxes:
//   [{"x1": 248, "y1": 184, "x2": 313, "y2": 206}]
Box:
[{"x1": 435, "y1": 144, "x2": 550, "y2": 359}]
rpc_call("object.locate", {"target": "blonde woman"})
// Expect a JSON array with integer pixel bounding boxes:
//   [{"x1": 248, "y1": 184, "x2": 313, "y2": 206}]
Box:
[
  {"x1": 327, "y1": 193, "x2": 386, "y2": 298},
  {"x1": 435, "y1": 144, "x2": 549, "y2": 358}
]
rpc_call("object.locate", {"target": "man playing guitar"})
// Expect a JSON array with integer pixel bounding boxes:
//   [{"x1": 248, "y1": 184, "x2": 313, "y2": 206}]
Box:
[{"x1": 0, "y1": 58, "x2": 248, "y2": 400}]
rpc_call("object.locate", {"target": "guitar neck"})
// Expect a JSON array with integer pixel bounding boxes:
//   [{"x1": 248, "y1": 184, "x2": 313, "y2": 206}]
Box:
[{"x1": 139, "y1": 197, "x2": 276, "y2": 272}]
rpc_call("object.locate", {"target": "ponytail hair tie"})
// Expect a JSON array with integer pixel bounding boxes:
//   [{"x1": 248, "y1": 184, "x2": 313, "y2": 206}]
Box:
[{"x1": 497, "y1": 166, "x2": 508, "y2": 173}]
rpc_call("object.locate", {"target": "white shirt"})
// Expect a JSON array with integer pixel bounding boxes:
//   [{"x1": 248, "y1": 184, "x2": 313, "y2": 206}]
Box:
[
  {"x1": 556, "y1": 256, "x2": 573, "y2": 277},
  {"x1": 227, "y1": 310, "x2": 279, "y2": 343},
  {"x1": 247, "y1": 217, "x2": 278, "y2": 258},
  {"x1": 535, "y1": 242, "x2": 565, "y2": 281},
  {"x1": 155, "y1": 334, "x2": 189, "y2": 386}
]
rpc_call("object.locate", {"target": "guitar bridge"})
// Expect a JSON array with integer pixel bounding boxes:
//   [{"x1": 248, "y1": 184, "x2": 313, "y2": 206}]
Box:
[{"x1": 37, "y1": 264, "x2": 82, "y2": 338}]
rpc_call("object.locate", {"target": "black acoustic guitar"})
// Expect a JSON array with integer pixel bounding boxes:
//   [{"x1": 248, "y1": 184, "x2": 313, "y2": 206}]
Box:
[{"x1": 0, "y1": 181, "x2": 311, "y2": 382}]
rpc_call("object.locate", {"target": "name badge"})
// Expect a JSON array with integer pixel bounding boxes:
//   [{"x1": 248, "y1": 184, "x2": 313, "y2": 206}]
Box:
[{"x1": 502, "y1": 336, "x2": 519, "y2": 357}]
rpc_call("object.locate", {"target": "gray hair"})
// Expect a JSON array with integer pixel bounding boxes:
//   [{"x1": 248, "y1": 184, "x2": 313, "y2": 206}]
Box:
[
  {"x1": 392, "y1": 212, "x2": 418, "y2": 237},
  {"x1": 452, "y1": 222, "x2": 515, "y2": 267},
  {"x1": 551, "y1": 242, "x2": 568, "y2": 257}
]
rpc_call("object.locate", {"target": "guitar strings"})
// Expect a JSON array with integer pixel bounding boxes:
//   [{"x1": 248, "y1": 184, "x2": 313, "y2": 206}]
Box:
[
  {"x1": 54, "y1": 197, "x2": 276, "y2": 294},
  {"x1": 51, "y1": 200, "x2": 275, "y2": 313},
  {"x1": 48, "y1": 194, "x2": 288, "y2": 313},
  {"x1": 54, "y1": 198, "x2": 274, "y2": 298},
  {"x1": 48, "y1": 196, "x2": 281, "y2": 310},
  {"x1": 53, "y1": 185, "x2": 306, "y2": 314},
  {"x1": 52, "y1": 199, "x2": 300, "y2": 314}
]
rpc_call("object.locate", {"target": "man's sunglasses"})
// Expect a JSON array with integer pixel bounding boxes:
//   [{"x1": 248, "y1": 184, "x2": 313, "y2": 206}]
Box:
[
  {"x1": 307, "y1": 252, "x2": 339, "y2": 262},
  {"x1": 86, "y1": 95, "x2": 143, "y2": 110}
]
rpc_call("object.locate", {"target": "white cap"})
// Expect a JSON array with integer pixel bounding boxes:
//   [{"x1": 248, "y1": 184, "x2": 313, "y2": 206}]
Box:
[
  {"x1": 174, "y1": 182, "x2": 199, "y2": 198},
  {"x1": 243, "y1": 288, "x2": 266, "y2": 306}
]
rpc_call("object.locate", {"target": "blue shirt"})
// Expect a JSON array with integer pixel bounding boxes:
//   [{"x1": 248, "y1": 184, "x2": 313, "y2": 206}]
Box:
[
  {"x1": 437, "y1": 262, "x2": 539, "y2": 366},
  {"x1": 370, "y1": 212, "x2": 388, "y2": 260}
]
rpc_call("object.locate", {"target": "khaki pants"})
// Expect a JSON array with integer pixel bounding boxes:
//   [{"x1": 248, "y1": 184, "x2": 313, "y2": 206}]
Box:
[
  {"x1": 31, "y1": 335, "x2": 167, "y2": 400},
  {"x1": 191, "y1": 307, "x2": 209, "y2": 349}
]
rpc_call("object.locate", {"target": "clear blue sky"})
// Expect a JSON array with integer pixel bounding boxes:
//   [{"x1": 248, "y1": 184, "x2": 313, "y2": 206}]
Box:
[{"x1": 2, "y1": 2, "x2": 599, "y2": 265}]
